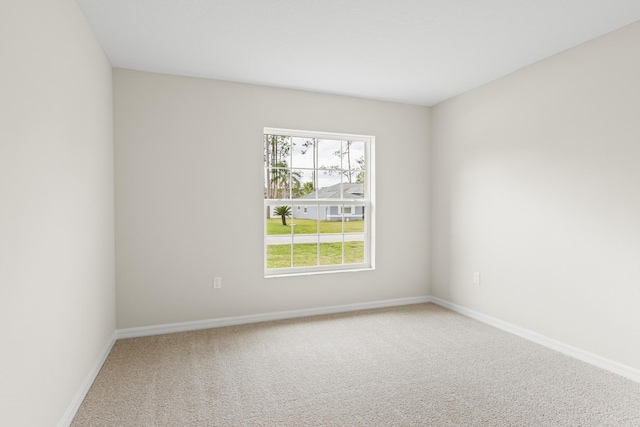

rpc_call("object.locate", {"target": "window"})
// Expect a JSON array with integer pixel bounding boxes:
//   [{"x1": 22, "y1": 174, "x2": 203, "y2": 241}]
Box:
[
  {"x1": 264, "y1": 128, "x2": 374, "y2": 276},
  {"x1": 338, "y1": 205, "x2": 355, "y2": 215}
]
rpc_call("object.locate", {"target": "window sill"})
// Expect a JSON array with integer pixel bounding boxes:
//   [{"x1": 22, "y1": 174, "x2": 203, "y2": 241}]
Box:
[{"x1": 264, "y1": 266, "x2": 375, "y2": 279}]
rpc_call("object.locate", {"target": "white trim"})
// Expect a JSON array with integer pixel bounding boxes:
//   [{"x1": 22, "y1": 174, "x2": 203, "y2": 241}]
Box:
[
  {"x1": 265, "y1": 262, "x2": 372, "y2": 277},
  {"x1": 265, "y1": 199, "x2": 366, "y2": 206},
  {"x1": 117, "y1": 296, "x2": 430, "y2": 339},
  {"x1": 264, "y1": 127, "x2": 373, "y2": 141},
  {"x1": 266, "y1": 265, "x2": 373, "y2": 278},
  {"x1": 57, "y1": 332, "x2": 117, "y2": 427},
  {"x1": 428, "y1": 296, "x2": 640, "y2": 384}
]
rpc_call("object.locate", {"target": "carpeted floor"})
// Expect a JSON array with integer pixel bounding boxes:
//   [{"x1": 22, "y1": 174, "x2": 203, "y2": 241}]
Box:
[{"x1": 71, "y1": 303, "x2": 640, "y2": 426}]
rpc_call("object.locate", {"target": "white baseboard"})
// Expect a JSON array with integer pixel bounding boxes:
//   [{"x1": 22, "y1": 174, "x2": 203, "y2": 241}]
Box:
[
  {"x1": 57, "y1": 332, "x2": 117, "y2": 427},
  {"x1": 117, "y1": 296, "x2": 431, "y2": 339},
  {"x1": 428, "y1": 296, "x2": 640, "y2": 384}
]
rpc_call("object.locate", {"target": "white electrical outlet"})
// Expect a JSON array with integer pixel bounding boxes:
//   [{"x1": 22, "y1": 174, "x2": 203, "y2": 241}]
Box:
[
  {"x1": 213, "y1": 277, "x2": 222, "y2": 289},
  {"x1": 474, "y1": 272, "x2": 480, "y2": 285}
]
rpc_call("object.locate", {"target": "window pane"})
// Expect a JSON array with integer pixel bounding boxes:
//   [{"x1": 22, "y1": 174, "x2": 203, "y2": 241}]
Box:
[
  {"x1": 265, "y1": 134, "x2": 294, "y2": 199},
  {"x1": 319, "y1": 241, "x2": 343, "y2": 266},
  {"x1": 293, "y1": 241, "x2": 318, "y2": 267},
  {"x1": 344, "y1": 206, "x2": 365, "y2": 233},
  {"x1": 264, "y1": 168, "x2": 269, "y2": 199},
  {"x1": 344, "y1": 205, "x2": 365, "y2": 264},
  {"x1": 318, "y1": 205, "x2": 340, "y2": 232},
  {"x1": 318, "y1": 204, "x2": 342, "y2": 265},
  {"x1": 266, "y1": 244, "x2": 292, "y2": 269},
  {"x1": 292, "y1": 207, "x2": 318, "y2": 235},
  {"x1": 266, "y1": 204, "x2": 293, "y2": 268},
  {"x1": 348, "y1": 140, "x2": 365, "y2": 172},
  {"x1": 341, "y1": 183, "x2": 362, "y2": 201},
  {"x1": 291, "y1": 137, "x2": 315, "y2": 169},
  {"x1": 266, "y1": 167, "x2": 291, "y2": 199},
  {"x1": 264, "y1": 135, "x2": 292, "y2": 169},
  {"x1": 340, "y1": 141, "x2": 364, "y2": 183},
  {"x1": 317, "y1": 175, "x2": 340, "y2": 197},
  {"x1": 344, "y1": 241, "x2": 365, "y2": 264},
  {"x1": 347, "y1": 141, "x2": 366, "y2": 192},
  {"x1": 340, "y1": 205, "x2": 364, "y2": 246},
  {"x1": 317, "y1": 139, "x2": 341, "y2": 171},
  {"x1": 291, "y1": 169, "x2": 314, "y2": 199},
  {"x1": 266, "y1": 205, "x2": 293, "y2": 235}
]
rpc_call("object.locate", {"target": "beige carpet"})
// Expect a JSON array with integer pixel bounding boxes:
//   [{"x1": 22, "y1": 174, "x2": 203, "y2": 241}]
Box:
[{"x1": 71, "y1": 303, "x2": 640, "y2": 426}]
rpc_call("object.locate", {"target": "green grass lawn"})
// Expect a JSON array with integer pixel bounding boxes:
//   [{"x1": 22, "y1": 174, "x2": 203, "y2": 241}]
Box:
[
  {"x1": 266, "y1": 218, "x2": 364, "y2": 235},
  {"x1": 267, "y1": 242, "x2": 364, "y2": 268}
]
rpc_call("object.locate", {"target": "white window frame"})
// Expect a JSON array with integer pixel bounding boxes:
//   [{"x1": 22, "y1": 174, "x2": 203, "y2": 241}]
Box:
[{"x1": 264, "y1": 128, "x2": 375, "y2": 277}]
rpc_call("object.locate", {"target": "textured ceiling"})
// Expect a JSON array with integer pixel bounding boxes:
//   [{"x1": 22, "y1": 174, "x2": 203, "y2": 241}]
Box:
[{"x1": 77, "y1": 0, "x2": 640, "y2": 106}]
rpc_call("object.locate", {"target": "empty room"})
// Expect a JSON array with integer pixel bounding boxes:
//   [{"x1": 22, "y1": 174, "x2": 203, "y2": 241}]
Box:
[{"x1": 2, "y1": 0, "x2": 640, "y2": 425}]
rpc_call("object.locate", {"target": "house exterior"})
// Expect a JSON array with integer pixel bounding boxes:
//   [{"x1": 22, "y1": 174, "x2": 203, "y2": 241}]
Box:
[{"x1": 292, "y1": 183, "x2": 364, "y2": 221}]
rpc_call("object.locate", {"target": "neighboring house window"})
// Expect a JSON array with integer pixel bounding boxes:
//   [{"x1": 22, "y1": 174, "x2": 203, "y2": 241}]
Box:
[
  {"x1": 338, "y1": 205, "x2": 355, "y2": 215},
  {"x1": 264, "y1": 128, "x2": 374, "y2": 276}
]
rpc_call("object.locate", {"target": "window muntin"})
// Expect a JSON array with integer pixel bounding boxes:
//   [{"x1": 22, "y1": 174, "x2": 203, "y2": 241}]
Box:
[{"x1": 264, "y1": 128, "x2": 374, "y2": 276}]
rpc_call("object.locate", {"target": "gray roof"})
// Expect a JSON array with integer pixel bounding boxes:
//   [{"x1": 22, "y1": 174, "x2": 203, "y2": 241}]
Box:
[{"x1": 296, "y1": 183, "x2": 364, "y2": 200}]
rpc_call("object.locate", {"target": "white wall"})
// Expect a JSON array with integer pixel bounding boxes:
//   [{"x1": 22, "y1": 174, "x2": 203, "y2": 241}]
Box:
[
  {"x1": 430, "y1": 22, "x2": 640, "y2": 371},
  {"x1": 0, "y1": 0, "x2": 115, "y2": 425},
  {"x1": 114, "y1": 69, "x2": 430, "y2": 329}
]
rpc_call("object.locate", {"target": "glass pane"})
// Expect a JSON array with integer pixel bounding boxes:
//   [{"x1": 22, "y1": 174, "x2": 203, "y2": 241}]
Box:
[
  {"x1": 344, "y1": 241, "x2": 365, "y2": 264},
  {"x1": 349, "y1": 141, "x2": 366, "y2": 190},
  {"x1": 267, "y1": 167, "x2": 291, "y2": 199},
  {"x1": 267, "y1": 205, "x2": 293, "y2": 234},
  {"x1": 266, "y1": 244, "x2": 292, "y2": 269},
  {"x1": 341, "y1": 182, "x2": 362, "y2": 201},
  {"x1": 291, "y1": 169, "x2": 314, "y2": 199},
  {"x1": 319, "y1": 241, "x2": 343, "y2": 266},
  {"x1": 292, "y1": 205, "x2": 318, "y2": 235},
  {"x1": 344, "y1": 205, "x2": 365, "y2": 264},
  {"x1": 266, "y1": 204, "x2": 293, "y2": 268},
  {"x1": 344, "y1": 206, "x2": 365, "y2": 233},
  {"x1": 264, "y1": 168, "x2": 269, "y2": 199},
  {"x1": 291, "y1": 137, "x2": 316, "y2": 169},
  {"x1": 317, "y1": 174, "x2": 340, "y2": 198},
  {"x1": 317, "y1": 138, "x2": 341, "y2": 172},
  {"x1": 293, "y1": 237, "x2": 318, "y2": 267},
  {"x1": 340, "y1": 141, "x2": 364, "y2": 183},
  {"x1": 264, "y1": 134, "x2": 292, "y2": 169},
  {"x1": 263, "y1": 135, "x2": 270, "y2": 168},
  {"x1": 318, "y1": 205, "x2": 341, "y2": 233}
]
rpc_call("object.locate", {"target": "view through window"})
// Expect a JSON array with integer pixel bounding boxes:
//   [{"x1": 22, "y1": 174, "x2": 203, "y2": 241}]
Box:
[{"x1": 264, "y1": 128, "x2": 374, "y2": 276}]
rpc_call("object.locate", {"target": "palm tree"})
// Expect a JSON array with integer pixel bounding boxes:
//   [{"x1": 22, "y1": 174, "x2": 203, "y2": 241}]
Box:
[{"x1": 273, "y1": 205, "x2": 292, "y2": 226}]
